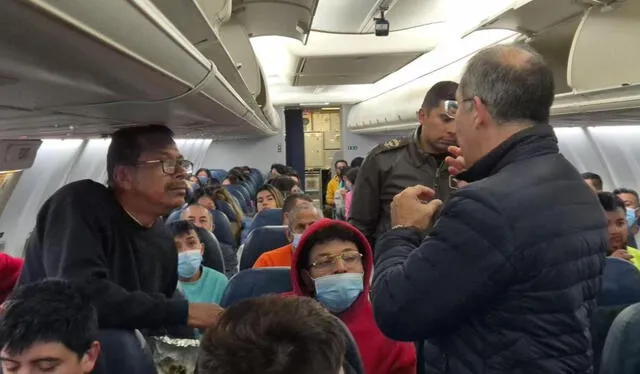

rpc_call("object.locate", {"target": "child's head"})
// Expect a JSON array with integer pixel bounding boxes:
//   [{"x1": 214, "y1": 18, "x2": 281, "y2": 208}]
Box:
[
  {"x1": 344, "y1": 167, "x2": 359, "y2": 191},
  {"x1": 0, "y1": 280, "x2": 100, "y2": 374}
]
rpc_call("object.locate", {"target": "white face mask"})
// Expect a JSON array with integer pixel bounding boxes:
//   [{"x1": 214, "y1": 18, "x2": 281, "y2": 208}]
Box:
[{"x1": 292, "y1": 233, "x2": 302, "y2": 249}]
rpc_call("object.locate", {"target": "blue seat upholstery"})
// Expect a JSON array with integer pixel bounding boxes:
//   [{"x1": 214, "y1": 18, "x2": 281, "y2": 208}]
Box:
[
  {"x1": 195, "y1": 227, "x2": 225, "y2": 274},
  {"x1": 249, "y1": 208, "x2": 283, "y2": 231},
  {"x1": 165, "y1": 207, "x2": 184, "y2": 224},
  {"x1": 599, "y1": 302, "x2": 640, "y2": 374},
  {"x1": 240, "y1": 226, "x2": 289, "y2": 270},
  {"x1": 212, "y1": 210, "x2": 235, "y2": 248},
  {"x1": 225, "y1": 185, "x2": 249, "y2": 213},
  {"x1": 210, "y1": 169, "x2": 227, "y2": 181},
  {"x1": 93, "y1": 330, "x2": 157, "y2": 374},
  {"x1": 215, "y1": 199, "x2": 238, "y2": 223},
  {"x1": 220, "y1": 267, "x2": 292, "y2": 308}
]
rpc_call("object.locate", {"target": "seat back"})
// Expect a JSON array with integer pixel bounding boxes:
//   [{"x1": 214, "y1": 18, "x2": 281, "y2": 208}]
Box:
[
  {"x1": 599, "y1": 302, "x2": 640, "y2": 374},
  {"x1": 195, "y1": 227, "x2": 225, "y2": 274},
  {"x1": 212, "y1": 210, "x2": 235, "y2": 248},
  {"x1": 165, "y1": 207, "x2": 185, "y2": 224},
  {"x1": 225, "y1": 185, "x2": 249, "y2": 213},
  {"x1": 249, "y1": 208, "x2": 283, "y2": 231},
  {"x1": 93, "y1": 330, "x2": 157, "y2": 374},
  {"x1": 240, "y1": 226, "x2": 289, "y2": 270},
  {"x1": 220, "y1": 267, "x2": 292, "y2": 307},
  {"x1": 215, "y1": 199, "x2": 238, "y2": 223},
  {"x1": 210, "y1": 169, "x2": 227, "y2": 181}
]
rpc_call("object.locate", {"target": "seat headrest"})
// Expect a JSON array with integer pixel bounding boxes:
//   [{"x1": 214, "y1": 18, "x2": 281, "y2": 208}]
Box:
[
  {"x1": 220, "y1": 267, "x2": 291, "y2": 308},
  {"x1": 250, "y1": 208, "x2": 283, "y2": 230},
  {"x1": 194, "y1": 227, "x2": 225, "y2": 274},
  {"x1": 240, "y1": 226, "x2": 288, "y2": 270},
  {"x1": 211, "y1": 210, "x2": 235, "y2": 247}
]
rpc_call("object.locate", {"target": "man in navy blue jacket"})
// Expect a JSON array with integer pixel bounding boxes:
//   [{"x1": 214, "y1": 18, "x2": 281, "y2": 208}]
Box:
[{"x1": 371, "y1": 44, "x2": 607, "y2": 374}]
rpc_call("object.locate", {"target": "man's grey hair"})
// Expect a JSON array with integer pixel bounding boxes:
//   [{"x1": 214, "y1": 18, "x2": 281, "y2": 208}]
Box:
[
  {"x1": 182, "y1": 204, "x2": 213, "y2": 219},
  {"x1": 288, "y1": 202, "x2": 323, "y2": 227},
  {"x1": 459, "y1": 43, "x2": 555, "y2": 126}
]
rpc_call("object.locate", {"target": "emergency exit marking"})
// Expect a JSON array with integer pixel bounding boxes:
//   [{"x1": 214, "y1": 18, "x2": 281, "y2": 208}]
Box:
[{"x1": 347, "y1": 145, "x2": 358, "y2": 151}]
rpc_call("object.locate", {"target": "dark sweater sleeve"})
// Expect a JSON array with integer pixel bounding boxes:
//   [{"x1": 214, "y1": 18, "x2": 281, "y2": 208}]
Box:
[
  {"x1": 38, "y1": 187, "x2": 188, "y2": 330},
  {"x1": 371, "y1": 190, "x2": 514, "y2": 341}
]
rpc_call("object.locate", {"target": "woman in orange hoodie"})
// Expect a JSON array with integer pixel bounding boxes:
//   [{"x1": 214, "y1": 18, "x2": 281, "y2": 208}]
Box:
[{"x1": 289, "y1": 218, "x2": 416, "y2": 374}]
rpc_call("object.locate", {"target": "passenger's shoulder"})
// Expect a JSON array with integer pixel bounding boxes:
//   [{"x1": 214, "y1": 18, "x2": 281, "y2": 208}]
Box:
[
  {"x1": 53, "y1": 179, "x2": 109, "y2": 200},
  {"x1": 370, "y1": 137, "x2": 410, "y2": 156}
]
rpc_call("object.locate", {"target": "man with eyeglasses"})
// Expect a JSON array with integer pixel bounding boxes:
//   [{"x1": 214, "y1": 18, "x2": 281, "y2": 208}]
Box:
[
  {"x1": 18, "y1": 125, "x2": 223, "y2": 335},
  {"x1": 371, "y1": 45, "x2": 605, "y2": 373},
  {"x1": 287, "y1": 219, "x2": 416, "y2": 374},
  {"x1": 349, "y1": 81, "x2": 459, "y2": 247}
]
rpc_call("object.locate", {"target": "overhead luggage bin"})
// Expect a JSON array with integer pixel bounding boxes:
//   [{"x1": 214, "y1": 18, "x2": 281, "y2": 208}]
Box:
[
  {"x1": 0, "y1": 0, "x2": 279, "y2": 140},
  {"x1": 568, "y1": 0, "x2": 640, "y2": 91}
]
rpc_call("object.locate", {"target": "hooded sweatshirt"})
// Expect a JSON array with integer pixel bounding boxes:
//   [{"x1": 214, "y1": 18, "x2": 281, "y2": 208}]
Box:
[
  {"x1": 0, "y1": 253, "x2": 23, "y2": 303},
  {"x1": 290, "y1": 219, "x2": 416, "y2": 374}
]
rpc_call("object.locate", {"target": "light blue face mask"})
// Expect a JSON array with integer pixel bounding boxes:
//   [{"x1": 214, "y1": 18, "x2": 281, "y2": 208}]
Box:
[
  {"x1": 627, "y1": 208, "x2": 638, "y2": 228},
  {"x1": 291, "y1": 233, "x2": 302, "y2": 249},
  {"x1": 197, "y1": 176, "x2": 208, "y2": 185},
  {"x1": 314, "y1": 273, "x2": 364, "y2": 313},
  {"x1": 178, "y1": 250, "x2": 202, "y2": 278}
]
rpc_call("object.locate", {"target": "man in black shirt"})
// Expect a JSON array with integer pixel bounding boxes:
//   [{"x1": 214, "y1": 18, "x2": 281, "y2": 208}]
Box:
[{"x1": 18, "y1": 125, "x2": 222, "y2": 331}]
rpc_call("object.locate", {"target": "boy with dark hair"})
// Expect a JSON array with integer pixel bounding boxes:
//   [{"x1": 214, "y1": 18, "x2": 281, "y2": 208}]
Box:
[
  {"x1": 0, "y1": 279, "x2": 100, "y2": 374},
  {"x1": 168, "y1": 221, "x2": 228, "y2": 305},
  {"x1": 198, "y1": 295, "x2": 347, "y2": 374}
]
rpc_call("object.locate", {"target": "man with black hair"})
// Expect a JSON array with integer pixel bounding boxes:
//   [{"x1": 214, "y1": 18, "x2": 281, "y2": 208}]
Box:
[
  {"x1": 198, "y1": 295, "x2": 347, "y2": 374},
  {"x1": 582, "y1": 172, "x2": 603, "y2": 192},
  {"x1": 18, "y1": 125, "x2": 223, "y2": 332},
  {"x1": 614, "y1": 187, "x2": 640, "y2": 248},
  {"x1": 349, "y1": 81, "x2": 458, "y2": 246},
  {"x1": 600, "y1": 191, "x2": 640, "y2": 268},
  {"x1": 0, "y1": 279, "x2": 101, "y2": 374}
]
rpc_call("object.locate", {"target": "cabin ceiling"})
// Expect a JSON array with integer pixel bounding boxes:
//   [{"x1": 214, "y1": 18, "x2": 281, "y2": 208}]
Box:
[
  {"x1": 552, "y1": 108, "x2": 640, "y2": 127},
  {"x1": 246, "y1": 0, "x2": 520, "y2": 105}
]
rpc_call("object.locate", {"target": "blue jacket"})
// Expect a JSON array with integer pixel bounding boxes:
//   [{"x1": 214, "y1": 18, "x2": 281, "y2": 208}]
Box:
[{"x1": 371, "y1": 125, "x2": 606, "y2": 374}]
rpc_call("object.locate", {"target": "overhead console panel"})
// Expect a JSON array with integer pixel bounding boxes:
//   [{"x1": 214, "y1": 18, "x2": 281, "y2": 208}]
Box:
[
  {"x1": 232, "y1": 0, "x2": 319, "y2": 42},
  {"x1": 0, "y1": 0, "x2": 279, "y2": 140}
]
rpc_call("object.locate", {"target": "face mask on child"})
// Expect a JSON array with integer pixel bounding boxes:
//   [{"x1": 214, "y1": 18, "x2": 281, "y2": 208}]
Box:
[{"x1": 178, "y1": 250, "x2": 202, "y2": 278}]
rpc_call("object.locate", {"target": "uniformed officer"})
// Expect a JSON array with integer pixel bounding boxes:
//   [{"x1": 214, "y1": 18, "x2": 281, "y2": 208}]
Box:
[{"x1": 348, "y1": 81, "x2": 459, "y2": 247}]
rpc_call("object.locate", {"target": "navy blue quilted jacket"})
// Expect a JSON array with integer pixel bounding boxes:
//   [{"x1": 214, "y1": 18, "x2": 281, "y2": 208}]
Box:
[{"x1": 371, "y1": 125, "x2": 606, "y2": 374}]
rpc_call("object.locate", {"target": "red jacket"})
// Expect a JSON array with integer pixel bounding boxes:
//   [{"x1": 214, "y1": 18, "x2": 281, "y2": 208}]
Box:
[
  {"x1": 289, "y1": 219, "x2": 416, "y2": 374},
  {"x1": 0, "y1": 253, "x2": 23, "y2": 303}
]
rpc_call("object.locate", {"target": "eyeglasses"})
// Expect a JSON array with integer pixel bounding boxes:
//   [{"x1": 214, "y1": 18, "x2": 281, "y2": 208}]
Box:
[
  {"x1": 444, "y1": 97, "x2": 485, "y2": 119},
  {"x1": 309, "y1": 251, "x2": 363, "y2": 273},
  {"x1": 137, "y1": 159, "x2": 193, "y2": 175}
]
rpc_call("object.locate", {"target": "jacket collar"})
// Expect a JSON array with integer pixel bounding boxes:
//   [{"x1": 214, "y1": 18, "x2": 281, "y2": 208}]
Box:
[{"x1": 458, "y1": 124, "x2": 559, "y2": 183}]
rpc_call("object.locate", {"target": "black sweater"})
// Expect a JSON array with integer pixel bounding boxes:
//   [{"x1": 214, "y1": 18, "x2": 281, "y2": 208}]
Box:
[{"x1": 18, "y1": 180, "x2": 188, "y2": 330}]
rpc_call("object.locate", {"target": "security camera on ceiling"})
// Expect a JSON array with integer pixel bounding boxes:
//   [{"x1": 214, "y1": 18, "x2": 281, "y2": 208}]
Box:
[{"x1": 374, "y1": 7, "x2": 389, "y2": 37}]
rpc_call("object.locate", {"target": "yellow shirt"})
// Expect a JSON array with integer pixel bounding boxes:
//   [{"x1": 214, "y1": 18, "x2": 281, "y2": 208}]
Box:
[
  {"x1": 325, "y1": 176, "x2": 340, "y2": 206},
  {"x1": 627, "y1": 246, "x2": 640, "y2": 271}
]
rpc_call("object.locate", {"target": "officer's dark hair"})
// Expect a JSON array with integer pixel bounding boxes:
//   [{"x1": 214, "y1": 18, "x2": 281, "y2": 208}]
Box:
[
  {"x1": 107, "y1": 125, "x2": 175, "y2": 187},
  {"x1": 459, "y1": 44, "x2": 554, "y2": 126},
  {"x1": 334, "y1": 160, "x2": 348, "y2": 169},
  {"x1": 581, "y1": 172, "x2": 603, "y2": 191},
  {"x1": 0, "y1": 279, "x2": 98, "y2": 357},
  {"x1": 598, "y1": 192, "x2": 625, "y2": 214},
  {"x1": 421, "y1": 81, "x2": 458, "y2": 114},
  {"x1": 614, "y1": 188, "x2": 639, "y2": 203}
]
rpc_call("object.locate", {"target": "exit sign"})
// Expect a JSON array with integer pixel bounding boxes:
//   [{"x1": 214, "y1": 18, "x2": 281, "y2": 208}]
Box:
[{"x1": 347, "y1": 145, "x2": 359, "y2": 151}]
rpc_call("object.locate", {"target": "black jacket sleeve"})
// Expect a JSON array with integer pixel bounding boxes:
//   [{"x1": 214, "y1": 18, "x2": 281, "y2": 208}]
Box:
[
  {"x1": 371, "y1": 189, "x2": 515, "y2": 341},
  {"x1": 348, "y1": 153, "x2": 381, "y2": 246},
  {"x1": 37, "y1": 188, "x2": 188, "y2": 330}
]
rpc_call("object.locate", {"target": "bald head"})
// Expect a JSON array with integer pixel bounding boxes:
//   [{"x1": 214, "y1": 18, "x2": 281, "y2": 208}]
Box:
[
  {"x1": 459, "y1": 44, "x2": 554, "y2": 126},
  {"x1": 181, "y1": 204, "x2": 214, "y2": 232}
]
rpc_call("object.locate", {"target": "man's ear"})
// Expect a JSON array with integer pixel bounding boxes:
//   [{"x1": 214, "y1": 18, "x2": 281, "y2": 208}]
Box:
[
  {"x1": 113, "y1": 165, "x2": 134, "y2": 190},
  {"x1": 81, "y1": 341, "x2": 101, "y2": 373},
  {"x1": 417, "y1": 108, "x2": 427, "y2": 124}
]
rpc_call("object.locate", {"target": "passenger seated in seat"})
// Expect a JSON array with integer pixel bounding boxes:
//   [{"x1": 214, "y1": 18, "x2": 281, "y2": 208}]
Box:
[
  {"x1": 191, "y1": 188, "x2": 217, "y2": 211},
  {"x1": 289, "y1": 219, "x2": 416, "y2": 374},
  {"x1": 170, "y1": 221, "x2": 228, "y2": 306},
  {"x1": 253, "y1": 202, "x2": 322, "y2": 268},
  {"x1": 17, "y1": 125, "x2": 222, "y2": 332},
  {"x1": 256, "y1": 185, "x2": 284, "y2": 213},
  {"x1": 181, "y1": 204, "x2": 238, "y2": 277},
  {"x1": 282, "y1": 193, "x2": 314, "y2": 225},
  {"x1": 198, "y1": 295, "x2": 346, "y2": 374},
  {"x1": 0, "y1": 280, "x2": 100, "y2": 374}
]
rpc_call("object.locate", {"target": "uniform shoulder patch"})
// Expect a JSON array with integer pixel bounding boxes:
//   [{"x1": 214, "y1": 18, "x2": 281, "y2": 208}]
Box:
[{"x1": 371, "y1": 137, "x2": 410, "y2": 155}]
